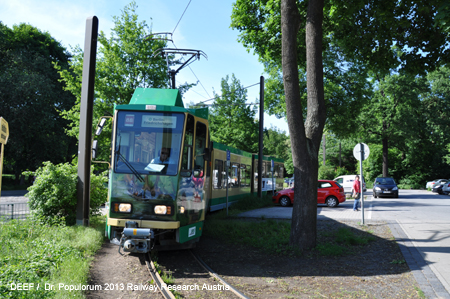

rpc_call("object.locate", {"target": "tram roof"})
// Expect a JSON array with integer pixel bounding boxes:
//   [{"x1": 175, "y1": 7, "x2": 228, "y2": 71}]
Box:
[
  {"x1": 114, "y1": 88, "x2": 208, "y2": 120},
  {"x1": 129, "y1": 88, "x2": 184, "y2": 107}
]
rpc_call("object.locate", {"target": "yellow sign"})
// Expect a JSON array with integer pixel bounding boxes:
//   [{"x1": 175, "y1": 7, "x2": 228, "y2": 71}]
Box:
[
  {"x1": 0, "y1": 117, "x2": 9, "y2": 145},
  {"x1": 0, "y1": 117, "x2": 7, "y2": 198}
]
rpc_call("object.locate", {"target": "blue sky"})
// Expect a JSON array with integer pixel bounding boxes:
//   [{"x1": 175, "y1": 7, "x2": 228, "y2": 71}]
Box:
[{"x1": 0, "y1": 0, "x2": 290, "y2": 134}]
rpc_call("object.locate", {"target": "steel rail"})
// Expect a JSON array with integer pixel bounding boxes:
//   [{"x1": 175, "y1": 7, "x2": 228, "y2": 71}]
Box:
[
  {"x1": 145, "y1": 252, "x2": 176, "y2": 299},
  {"x1": 189, "y1": 249, "x2": 249, "y2": 299}
]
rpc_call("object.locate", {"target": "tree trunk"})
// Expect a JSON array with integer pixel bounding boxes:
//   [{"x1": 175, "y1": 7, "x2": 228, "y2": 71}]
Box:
[
  {"x1": 281, "y1": 0, "x2": 325, "y2": 251},
  {"x1": 382, "y1": 120, "x2": 389, "y2": 177},
  {"x1": 322, "y1": 134, "x2": 326, "y2": 166},
  {"x1": 382, "y1": 136, "x2": 389, "y2": 177}
]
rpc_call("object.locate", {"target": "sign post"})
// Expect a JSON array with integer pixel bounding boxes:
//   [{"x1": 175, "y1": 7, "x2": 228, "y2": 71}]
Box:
[
  {"x1": 271, "y1": 159, "x2": 274, "y2": 195},
  {"x1": 353, "y1": 143, "x2": 370, "y2": 225},
  {"x1": 226, "y1": 149, "x2": 230, "y2": 216},
  {"x1": 0, "y1": 117, "x2": 9, "y2": 199}
]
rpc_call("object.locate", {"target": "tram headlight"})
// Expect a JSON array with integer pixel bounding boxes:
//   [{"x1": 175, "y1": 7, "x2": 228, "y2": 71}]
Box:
[
  {"x1": 154, "y1": 205, "x2": 172, "y2": 215},
  {"x1": 114, "y1": 203, "x2": 132, "y2": 213},
  {"x1": 179, "y1": 206, "x2": 185, "y2": 214}
]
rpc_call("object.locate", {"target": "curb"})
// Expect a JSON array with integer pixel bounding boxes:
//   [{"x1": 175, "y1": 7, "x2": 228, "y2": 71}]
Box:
[{"x1": 389, "y1": 220, "x2": 450, "y2": 299}]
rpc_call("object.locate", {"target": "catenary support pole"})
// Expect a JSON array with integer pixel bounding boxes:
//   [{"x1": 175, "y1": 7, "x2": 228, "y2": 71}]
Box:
[
  {"x1": 76, "y1": 16, "x2": 98, "y2": 226},
  {"x1": 258, "y1": 76, "x2": 264, "y2": 198}
]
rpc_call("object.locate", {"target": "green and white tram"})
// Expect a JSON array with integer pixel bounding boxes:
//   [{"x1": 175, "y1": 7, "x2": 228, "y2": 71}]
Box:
[{"x1": 99, "y1": 88, "x2": 284, "y2": 253}]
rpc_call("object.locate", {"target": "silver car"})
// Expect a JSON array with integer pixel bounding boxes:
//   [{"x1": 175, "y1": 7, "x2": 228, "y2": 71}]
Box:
[
  {"x1": 426, "y1": 179, "x2": 447, "y2": 189},
  {"x1": 441, "y1": 181, "x2": 450, "y2": 195}
]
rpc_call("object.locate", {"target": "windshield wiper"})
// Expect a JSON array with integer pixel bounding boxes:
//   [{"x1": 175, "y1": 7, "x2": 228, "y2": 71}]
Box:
[{"x1": 116, "y1": 136, "x2": 145, "y2": 183}]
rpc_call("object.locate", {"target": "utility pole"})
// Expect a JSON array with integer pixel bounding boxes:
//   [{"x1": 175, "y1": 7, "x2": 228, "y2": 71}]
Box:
[
  {"x1": 76, "y1": 16, "x2": 98, "y2": 226},
  {"x1": 258, "y1": 76, "x2": 264, "y2": 198}
]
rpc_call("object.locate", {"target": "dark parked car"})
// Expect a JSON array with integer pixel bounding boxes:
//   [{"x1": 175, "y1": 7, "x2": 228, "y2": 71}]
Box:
[{"x1": 373, "y1": 177, "x2": 399, "y2": 198}]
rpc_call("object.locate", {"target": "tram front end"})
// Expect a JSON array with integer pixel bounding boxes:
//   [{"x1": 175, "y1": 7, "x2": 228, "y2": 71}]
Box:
[{"x1": 102, "y1": 88, "x2": 210, "y2": 252}]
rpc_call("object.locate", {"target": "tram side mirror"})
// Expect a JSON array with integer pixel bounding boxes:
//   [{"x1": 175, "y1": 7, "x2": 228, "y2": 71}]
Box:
[
  {"x1": 92, "y1": 140, "x2": 98, "y2": 159},
  {"x1": 95, "y1": 118, "x2": 107, "y2": 136}
]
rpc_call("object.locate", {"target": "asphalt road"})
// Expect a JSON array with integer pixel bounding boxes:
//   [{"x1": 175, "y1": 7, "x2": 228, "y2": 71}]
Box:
[{"x1": 370, "y1": 189, "x2": 450, "y2": 299}]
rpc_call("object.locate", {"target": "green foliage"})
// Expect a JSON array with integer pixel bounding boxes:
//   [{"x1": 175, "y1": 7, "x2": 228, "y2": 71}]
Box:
[
  {"x1": 25, "y1": 162, "x2": 107, "y2": 225},
  {"x1": 397, "y1": 175, "x2": 425, "y2": 190},
  {"x1": 318, "y1": 165, "x2": 335, "y2": 180},
  {"x1": 209, "y1": 74, "x2": 259, "y2": 153},
  {"x1": 329, "y1": 0, "x2": 450, "y2": 75},
  {"x1": 0, "y1": 22, "x2": 76, "y2": 181},
  {"x1": 0, "y1": 216, "x2": 103, "y2": 299},
  {"x1": 231, "y1": 1, "x2": 450, "y2": 188},
  {"x1": 334, "y1": 166, "x2": 349, "y2": 177},
  {"x1": 263, "y1": 125, "x2": 290, "y2": 161}
]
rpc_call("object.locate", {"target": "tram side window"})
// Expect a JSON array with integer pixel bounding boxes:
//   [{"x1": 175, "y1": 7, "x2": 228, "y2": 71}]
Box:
[
  {"x1": 240, "y1": 164, "x2": 250, "y2": 187},
  {"x1": 230, "y1": 162, "x2": 239, "y2": 188},
  {"x1": 254, "y1": 161, "x2": 258, "y2": 190},
  {"x1": 214, "y1": 159, "x2": 223, "y2": 189},
  {"x1": 278, "y1": 165, "x2": 284, "y2": 178},
  {"x1": 181, "y1": 115, "x2": 194, "y2": 175},
  {"x1": 265, "y1": 162, "x2": 272, "y2": 178}
]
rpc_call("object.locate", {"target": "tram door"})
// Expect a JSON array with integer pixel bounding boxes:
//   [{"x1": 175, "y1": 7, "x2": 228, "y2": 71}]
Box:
[
  {"x1": 179, "y1": 114, "x2": 209, "y2": 224},
  {"x1": 180, "y1": 115, "x2": 208, "y2": 177}
]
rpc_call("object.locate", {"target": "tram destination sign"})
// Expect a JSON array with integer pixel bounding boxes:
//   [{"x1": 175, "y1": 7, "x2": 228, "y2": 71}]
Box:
[{"x1": 141, "y1": 115, "x2": 177, "y2": 129}]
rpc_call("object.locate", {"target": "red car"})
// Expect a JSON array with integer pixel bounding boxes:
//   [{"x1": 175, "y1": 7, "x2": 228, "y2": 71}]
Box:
[{"x1": 272, "y1": 180, "x2": 346, "y2": 207}]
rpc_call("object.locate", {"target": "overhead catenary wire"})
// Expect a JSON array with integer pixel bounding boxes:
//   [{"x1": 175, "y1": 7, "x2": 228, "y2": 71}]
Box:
[
  {"x1": 172, "y1": 0, "x2": 192, "y2": 35},
  {"x1": 193, "y1": 82, "x2": 261, "y2": 107}
]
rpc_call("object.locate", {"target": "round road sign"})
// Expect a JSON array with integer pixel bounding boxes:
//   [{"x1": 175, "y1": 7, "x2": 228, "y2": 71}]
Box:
[{"x1": 353, "y1": 143, "x2": 370, "y2": 161}]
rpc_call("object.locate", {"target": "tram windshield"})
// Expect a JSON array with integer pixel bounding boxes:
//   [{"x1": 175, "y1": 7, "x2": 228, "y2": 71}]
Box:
[{"x1": 114, "y1": 111, "x2": 185, "y2": 175}]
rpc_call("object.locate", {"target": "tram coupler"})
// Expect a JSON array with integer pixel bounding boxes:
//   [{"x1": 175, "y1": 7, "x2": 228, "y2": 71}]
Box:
[{"x1": 118, "y1": 221, "x2": 154, "y2": 254}]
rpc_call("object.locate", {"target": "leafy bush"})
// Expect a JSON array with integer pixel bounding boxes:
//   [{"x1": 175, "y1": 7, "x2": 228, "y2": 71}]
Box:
[
  {"x1": 334, "y1": 166, "x2": 349, "y2": 177},
  {"x1": 397, "y1": 174, "x2": 425, "y2": 189},
  {"x1": 318, "y1": 165, "x2": 335, "y2": 180},
  {"x1": 25, "y1": 162, "x2": 107, "y2": 225}
]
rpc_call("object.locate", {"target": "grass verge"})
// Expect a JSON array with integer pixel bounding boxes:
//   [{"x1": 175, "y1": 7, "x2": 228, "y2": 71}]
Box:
[
  {"x1": 204, "y1": 195, "x2": 376, "y2": 256},
  {"x1": 0, "y1": 215, "x2": 105, "y2": 299}
]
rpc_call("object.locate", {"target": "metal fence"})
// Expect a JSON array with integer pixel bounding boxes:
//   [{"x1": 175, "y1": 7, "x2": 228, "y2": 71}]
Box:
[{"x1": 0, "y1": 203, "x2": 30, "y2": 221}]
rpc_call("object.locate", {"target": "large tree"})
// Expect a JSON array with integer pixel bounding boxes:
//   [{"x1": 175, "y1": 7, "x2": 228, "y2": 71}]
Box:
[
  {"x1": 282, "y1": 0, "x2": 325, "y2": 249},
  {"x1": 0, "y1": 22, "x2": 76, "y2": 183},
  {"x1": 209, "y1": 74, "x2": 259, "y2": 153},
  {"x1": 358, "y1": 74, "x2": 428, "y2": 177}
]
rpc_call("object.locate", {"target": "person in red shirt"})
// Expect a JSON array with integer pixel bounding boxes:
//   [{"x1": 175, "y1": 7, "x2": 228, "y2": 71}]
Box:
[{"x1": 352, "y1": 175, "x2": 361, "y2": 211}]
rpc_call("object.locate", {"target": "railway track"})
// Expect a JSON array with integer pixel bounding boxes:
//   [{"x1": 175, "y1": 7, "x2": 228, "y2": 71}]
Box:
[{"x1": 146, "y1": 250, "x2": 249, "y2": 299}]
